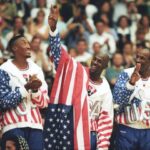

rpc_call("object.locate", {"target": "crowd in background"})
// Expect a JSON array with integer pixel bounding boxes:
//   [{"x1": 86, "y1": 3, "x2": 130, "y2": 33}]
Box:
[{"x1": 0, "y1": 0, "x2": 150, "y2": 148}]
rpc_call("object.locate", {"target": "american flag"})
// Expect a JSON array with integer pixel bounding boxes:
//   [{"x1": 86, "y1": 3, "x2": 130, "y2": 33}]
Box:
[
  {"x1": 44, "y1": 104, "x2": 74, "y2": 150},
  {"x1": 44, "y1": 49, "x2": 90, "y2": 150}
]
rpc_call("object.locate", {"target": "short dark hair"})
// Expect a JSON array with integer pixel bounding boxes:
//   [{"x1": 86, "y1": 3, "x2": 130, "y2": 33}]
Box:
[
  {"x1": 136, "y1": 40, "x2": 150, "y2": 49},
  {"x1": 139, "y1": 15, "x2": 150, "y2": 27},
  {"x1": 7, "y1": 35, "x2": 24, "y2": 52},
  {"x1": 2, "y1": 134, "x2": 29, "y2": 150},
  {"x1": 13, "y1": 16, "x2": 22, "y2": 23},
  {"x1": 77, "y1": 38, "x2": 87, "y2": 44},
  {"x1": 94, "y1": 18, "x2": 105, "y2": 26},
  {"x1": 136, "y1": 27, "x2": 145, "y2": 36},
  {"x1": 123, "y1": 41, "x2": 133, "y2": 49},
  {"x1": 117, "y1": 15, "x2": 131, "y2": 27},
  {"x1": 94, "y1": 53, "x2": 109, "y2": 69},
  {"x1": 31, "y1": 35, "x2": 41, "y2": 42}
]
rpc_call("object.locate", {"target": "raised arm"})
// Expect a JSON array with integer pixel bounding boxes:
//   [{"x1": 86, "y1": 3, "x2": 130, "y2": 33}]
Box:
[
  {"x1": 113, "y1": 64, "x2": 141, "y2": 113},
  {"x1": 48, "y1": 6, "x2": 61, "y2": 69},
  {"x1": 113, "y1": 71, "x2": 134, "y2": 113}
]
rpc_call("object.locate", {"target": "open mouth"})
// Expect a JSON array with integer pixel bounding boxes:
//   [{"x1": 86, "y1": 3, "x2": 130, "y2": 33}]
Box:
[
  {"x1": 26, "y1": 51, "x2": 31, "y2": 54},
  {"x1": 92, "y1": 65, "x2": 96, "y2": 69},
  {"x1": 26, "y1": 50, "x2": 31, "y2": 56},
  {"x1": 90, "y1": 65, "x2": 97, "y2": 71}
]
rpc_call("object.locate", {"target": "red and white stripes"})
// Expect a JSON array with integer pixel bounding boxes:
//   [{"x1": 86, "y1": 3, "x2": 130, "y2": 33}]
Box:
[
  {"x1": 97, "y1": 111, "x2": 113, "y2": 149},
  {"x1": 50, "y1": 49, "x2": 90, "y2": 150},
  {"x1": 1, "y1": 89, "x2": 48, "y2": 133}
]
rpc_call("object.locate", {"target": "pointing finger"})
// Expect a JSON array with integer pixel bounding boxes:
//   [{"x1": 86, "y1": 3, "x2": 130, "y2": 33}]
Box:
[{"x1": 134, "y1": 63, "x2": 141, "y2": 72}]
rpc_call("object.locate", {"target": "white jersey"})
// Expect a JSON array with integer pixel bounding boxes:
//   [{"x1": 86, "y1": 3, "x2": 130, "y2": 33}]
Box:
[{"x1": 88, "y1": 77, "x2": 113, "y2": 149}]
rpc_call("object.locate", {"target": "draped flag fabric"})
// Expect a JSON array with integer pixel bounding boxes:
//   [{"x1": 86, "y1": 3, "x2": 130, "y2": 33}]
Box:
[{"x1": 44, "y1": 49, "x2": 90, "y2": 150}]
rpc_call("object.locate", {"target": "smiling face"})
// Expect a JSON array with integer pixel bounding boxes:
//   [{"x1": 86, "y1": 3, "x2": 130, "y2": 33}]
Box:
[
  {"x1": 12, "y1": 37, "x2": 31, "y2": 59},
  {"x1": 90, "y1": 54, "x2": 109, "y2": 77}
]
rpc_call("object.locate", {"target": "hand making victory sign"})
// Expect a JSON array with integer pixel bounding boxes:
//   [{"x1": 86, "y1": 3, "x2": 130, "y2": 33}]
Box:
[{"x1": 48, "y1": 5, "x2": 59, "y2": 32}]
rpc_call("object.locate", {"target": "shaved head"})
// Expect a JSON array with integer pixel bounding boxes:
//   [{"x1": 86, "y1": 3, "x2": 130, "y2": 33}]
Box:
[{"x1": 94, "y1": 53, "x2": 109, "y2": 69}]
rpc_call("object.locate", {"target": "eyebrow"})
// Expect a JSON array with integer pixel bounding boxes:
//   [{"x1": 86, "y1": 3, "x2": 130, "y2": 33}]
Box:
[{"x1": 95, "y1": 56, "x2": 102, "y2": 61}]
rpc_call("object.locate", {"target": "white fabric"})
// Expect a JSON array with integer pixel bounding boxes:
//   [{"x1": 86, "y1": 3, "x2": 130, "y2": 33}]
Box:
[
  {"x1": 75, "y1": 52, "x2": 92, "y2": 64},
  {"x1": 0, "y1": 59, "x2": 49, "y2": 133},
  {"x1": 89, "y1": 32, "x2": 116, "y2": 57},
  {"x1": 88, "y1": 77, "x2": 113, "y2": 120}
]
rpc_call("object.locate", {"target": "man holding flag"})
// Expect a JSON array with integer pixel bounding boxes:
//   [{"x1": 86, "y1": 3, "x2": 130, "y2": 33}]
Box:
[{"x1": 44, "y1": 6, "x2": 113, "y2": 150}]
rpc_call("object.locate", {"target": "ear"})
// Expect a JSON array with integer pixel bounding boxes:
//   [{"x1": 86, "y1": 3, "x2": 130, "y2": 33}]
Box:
[
  {"x1": 103, "y1": 55, "x2": 109, "y2": 68},
  {"x1": 103, "y1": 63, "x2": 108, "y2": 69},
  {"x1": 12, "y1": 45, "x2": 17, "y2": 52},
  {"x1": 105, "y1": 62, "x2": 108, "y2": 68}
]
